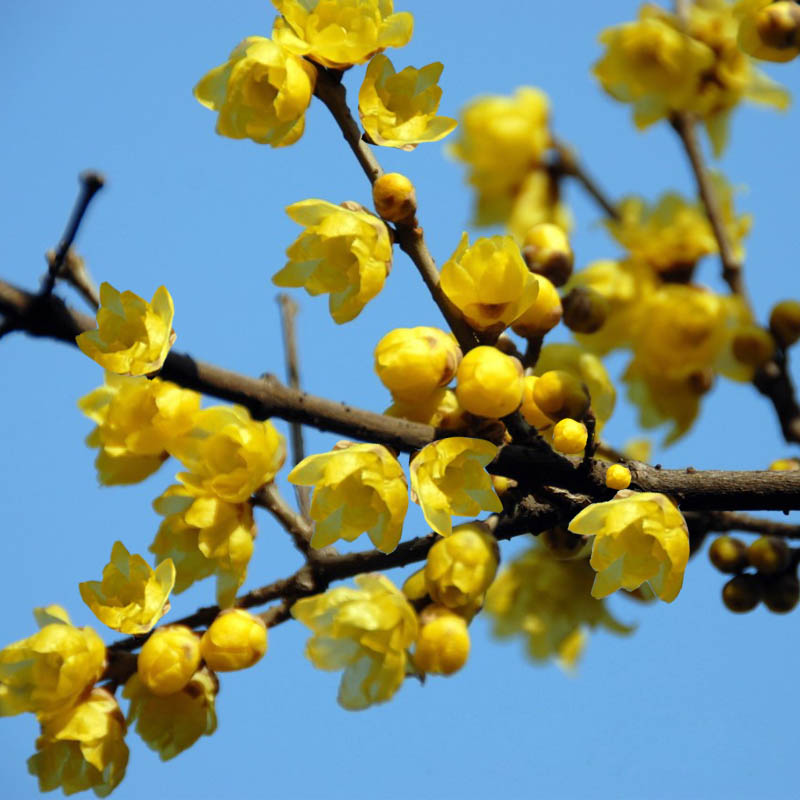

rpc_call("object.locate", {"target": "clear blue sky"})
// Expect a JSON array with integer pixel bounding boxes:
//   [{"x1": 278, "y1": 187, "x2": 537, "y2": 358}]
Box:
[{"x1": 2, "y1": 2, "x2": 799, "y2": 798}]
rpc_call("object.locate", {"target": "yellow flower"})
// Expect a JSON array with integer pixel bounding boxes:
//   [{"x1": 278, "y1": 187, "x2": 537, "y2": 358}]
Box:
[
  {"x1": 288, "y1": 443, "x2": 408, "y2": 552},
  {"x1": 455, "y1": 346, "x2": 524, "y2": 419},
  {"x1": 372, "y1": 172, "x2": 417, "y2": 223},
  {"x1": 552, "y1": 419, "x2": 588, "y2": 455},
  {"x1": 738, "y1": 0, "x2": 800, "y2": 62},
  {"x1": 79, "y1": 541, "x2": 175, "y2": 635},
  {"x1": 137, "y1": 626, "x2": 201, "y2": 697},
  {"x1": 485, "y1": 544, "x2": 631, "y2": 667},
  {"x1": 534, "y1": 343, "x2": 616, "y2": 428},
  {"x1": 384, "y1": 387, "x2": 470, "y2": 429},
  {"x1": 507, "y1": 170, "x2": 572, "y2": 244},
  {"x1": 273, "y1": 199, "x2": 393, "y2": 324},
  {"x1": 271, "y1": 0, "x2": 414, "y2": 70},
  {"x1": 79, "y1": 373, "x2": 201, "y2": 486},
  {"x1": 193, "y1": 36, "x2": 316, "y2": 147},
  {"x1": 0, "y1": 607, "x2": 106, "y2": 718},
  {"x1": 606, "y1": 179, "x2": 751, "y2": 273},
  {"x1": 374, "y1": 326, "x2": 461, "y2": 403},
  {"x1": 291, "y1": 574, "x2": 417, "y2": 710},
  {"x1": 412, "y1": 605, "x2": 470, "y2": 676},
  {"x1": 27, "y1": 688, "x2": 128, "y2": 797},
  {"x1": 519, "y1": 377, "x2": 555, "y2": 430},
  {"x1": 151, "y1": 485, "x2": 256, "y2": 608},
  {"x1": 76, "y1": 282, "x2": 175, "y2": 377},
  {"x1": 424, "y1": 522, "x2": 499, "y2": 610},
  {"x1": 358, "y1": 55, "x2": 456, "y2": 149},
  {"x1": 606, "y1": 464, "x2": 632, "y2": 491},
  {"x1": 449, "y1": 87, "x2": 551, "y2": 226},
  {"x1": 440, "y1": 233, "x2": 539, "y2": 335},
  {"x1": 511, "y1": 274, "x2": 563, "y2": 338},
  {"x1": 200, "y1": 610, "x2": 267, "y2": 672},
  {"x1": 172, "y1": 405, "x2": 285, "y2": 504},
  {"x1": 123, "y1": 668, "x2": 217, "y2": 761},
  {"x1": 568, "y1": 490, "x2": 690, "y2": 602},
  {"x1": 409, "y1": 437, "x2": 502, "y2": 537}
]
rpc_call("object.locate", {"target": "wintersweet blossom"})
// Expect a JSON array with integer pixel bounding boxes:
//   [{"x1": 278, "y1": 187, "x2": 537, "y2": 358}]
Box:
[
  {"x1": 737, "y1": 0, "x2": 800, "y2": 63},
  {"x1": 568, "y1": 491, "x2": 690, "y2": 602},
  {"x1": 409, "y1": 437, "x2": 502, "y2": 537},
  {"x1": 486, "y1": 544, "x2": 631, "y2": 668},
  {"x1": 288, "y1": 443, "x2": 408, "y2": 552},
  {"x1": 0, "y1": 606, "x2": 106, "y2": 718},
  {"x1": 27, "y1": 688, "x2": 128, "y2": 797},
  {"x1": 151, "y1": 485, "x2": 256, "y2": 608},
  {"x1": 358, "y1": 55, "x2": 456, "y2": 149},
  {"x1": 137, "y1": 626, "x2": 201, "y2": 697},
  {"x1": 76, "y1": 282, "x2": 175, "y2": 376},
  {"x1": 193, "y1": 36, "x2": 316, "y2": 147},
  {"x1": 79, "y1": 541, "x2": 175, "y2": 635},
  {"x1": 200, "y1": 610, "x2": 267, "y2": 672},
  {"x1": 271, "y1": 0, "x2": 414, "y2": 70},
  {"x1": 455, "y1": 346, "x2": 524, "y2": 419},
  {"x1": 123, "y1": 668, "x2": 217, "y2": 761},
  {"x1": 273, "y1": 199, "x2": 393, "y2": 323},
  {"x1": 440, "y1": 233, "x2": 539, "y2": 334},
  {"x1": 413, "y1": 606, "x2": 471, "y2": 675},
  {"x1": 172, "y1": 405, "x2": 285, "y2": 504},
  {"x1": 79, "y1": 373, "x2": 200, "y2": 485},
  {"x1": 291, "y1": 575, "x2": 417, "y2": 710}
]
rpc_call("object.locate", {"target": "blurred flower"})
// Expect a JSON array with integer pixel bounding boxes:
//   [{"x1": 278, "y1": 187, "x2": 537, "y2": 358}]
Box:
[{"x1": 737, "y1": 0, "x2": 800, "y2": 63}]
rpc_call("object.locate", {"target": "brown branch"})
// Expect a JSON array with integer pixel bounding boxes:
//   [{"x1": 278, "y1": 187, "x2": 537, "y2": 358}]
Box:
[
  {"x1": 253, "y1": 483, "x2": 314, "y2": 558},
  {"x1": 691, "y1": 510, "x2": 800, "y2": 540},
  {"x1": 51, "y1": 249, "x2": 100, "y2": 311},
  {"x1": 312, "y1": 66, "x2": 479, "y2": 353},
  {"x1": 754, "y1": 351, "x2": 800, "y2": 444},
  {"x1": 670, "y1": 113, "x2": 746, "y2": 297},
  {"x1": 277, "y1": 293, "x2": 311, "y2": 517},
  {"x1": 551, "y1": 138, "x2": 620, "y2": 221},
  {"x1": 4, "y1": 277, "x2": 800, "y2": 513}
]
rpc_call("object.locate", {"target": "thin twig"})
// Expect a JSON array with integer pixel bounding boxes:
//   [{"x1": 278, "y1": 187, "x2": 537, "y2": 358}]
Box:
[
  {"x1": 50, "y1": 249, "x2": 100, "y2": 310},
  {"x1": 253, "y1": 483, "x2": 314, "y2": 558},
  {"x1": 670, "y1": 113, "x2": 746, "y2": 297},
  {"x1": 277, "y1": 293, "x2": 311, "y2": 518},
  {"x1": 551, "y1": 138, "x2": 620, "y2": 221},
  {"x1": 312, "y1": 66, "x2": 479, "y2": 353},
  {"x1": 39, "y1": 171, "x2": 105, "y2": 299},
  {"x1": 754, "y1": 350, "x2": 800, "y2": 444},
  {"x1": 692, "y1": 510, "x2": 800, "y2": 540}
]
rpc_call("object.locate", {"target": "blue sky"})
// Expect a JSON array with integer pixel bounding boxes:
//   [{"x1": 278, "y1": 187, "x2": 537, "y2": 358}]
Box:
[{"x1": 2, "y1": 1, "x2": 799, "y2": 798}]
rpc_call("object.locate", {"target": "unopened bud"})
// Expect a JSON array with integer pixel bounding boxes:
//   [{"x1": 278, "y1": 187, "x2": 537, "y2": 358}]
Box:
[
  {"x1": 520, "y1": 376, "x2": 555, "y2": 429},
  {"x1": 138, "y1": 625, "x2": 201, "y2": 696},
  {"x1": 552, "y1": 418, "x2": 588, "y2": 454},
  {"x1": 533, "y1": 370, "x2": 590, "y2": 421},
  {"x1": 762, "y1": 572, "x2": 800, "y2": 614},
  {"x1": 755, "y1": 2, "x2": 800, "y2": 50},
  {"x1": 748, "y1": 536, "x2": 791, "y2": 574},
  {"x1": 511, "y1": 275, "x2": 563, "y2": 337},
  {"x1": 455, "y1": 346, "x2": 524, "y2": 419},
  {"x1": 372, "y1": 172, "x2": 417, "y2": 224},
  {"x1": 413, "y1": 605, "x2": 471, "y2": 675},
  {"x1": 605, "y1": 464, "x2": 632, "y2": 490},
  {"x1": 722, "y1": 574, "x2": 761, "y2": 613},
  {"x1": 200, "y1": 609, "x2": 267, "y2": 672},
  {"x1": 687, "y1": 369, "x2": 715, "y2": 396},
  {"x1": 561, "y1": 286, "x2": 608, "y2": 334},
  {"x1": 521, "y1": 223, "x2": 573, "y2": 286},
  {"x1": 732, "y1": 325, "x2": 775, "y2": 368},
  {"x1": 708, "y1": 536, "x2": 748, "y2": 574},
  {"x1": 769, "y1": 299, "x2": 800, "y2": 347}
]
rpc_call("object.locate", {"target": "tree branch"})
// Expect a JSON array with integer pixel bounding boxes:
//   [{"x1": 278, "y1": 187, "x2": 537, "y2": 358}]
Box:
[
  {"x1": 253, "y1": 483, "x2": 315, "y2": 558},
  {"x1": 551, "y1": 138, "x2": 620, "y2": 221},
  {"x1": 754, "y1": 351, "x2": 800, "y2": 444}
]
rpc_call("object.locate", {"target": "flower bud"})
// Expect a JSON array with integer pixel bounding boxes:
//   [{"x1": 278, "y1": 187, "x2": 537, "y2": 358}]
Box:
[
  {"x1": 561, "y1": 286, "x2": 608, "y2": 334},
  {"x1": 605, "y1": 464, "x2": 632, "y2": 491},
  {"x1": 374, "y1": 327, "x2": 461, "y2": 402},
  {"x1": 722, "y1": 574, "x2": 761, "y2": 613},
  {"x1": 402, "y1": 567, "x2": 428, "y2": 601},
  {"x1": 747, "y1": 536, "x2": 791, "y2": 574},
  {"x1": 762, "y1": 572, "x2": 800, "y2": 614},
  {"x1": 510, "y1": 275, "x2": 563, "y2": 337},
  {"x1": 770, "y1": 458, "x2": 800, "y2": 471},
  {"x1": 455, "y1": 346, "x2": 524, "y2": 418},
  {"x1": 731, "y1": 325, "x2": 775, "y2": 368},
  {"x1": 138, "y1": 625, "x2": 201, "y2": 696},
  {"x1": 372, "y1": 172, "x2": 417, "y2": 224},
  {"x1": 533, "y1": 370, "x2": 590, "y2": 421},
  {"x1": 552, "y1": 418, "x2": 588, "y2": 454},
  {"x1": 521, "y1": 223, "x2": 573, "y2": 286},
  {"x1": 687, "y1": 368, "x2": 715, "y2": 396},
  {"x1": 413, "y1": 605, "x2": 470, "y2": 676},
  {"x1": 755, "y1": 2, "x2": 800, "y2": 51},
  {"x1": 769, "y1": 300, "x2": 800, "y2": 347},
  {"x1": 540, "y1": 527, "x2": 591, "y2": 560},
  {"x1": 200, "y1": 609, "x2": 267, "y2": 672},
  {"x1": 520, "y1": 376, "x2": 555, "y2": 429},
  {"x1": 708, "y1": 536, "x2": 748, "y2": 574}
]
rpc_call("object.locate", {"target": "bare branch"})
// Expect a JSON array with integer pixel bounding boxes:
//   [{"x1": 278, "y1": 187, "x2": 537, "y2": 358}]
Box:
[
  {"x1": 253, "y1": 483, "x2": 314, "y2": 557},
  {"x1": 551, "y1": 138, "x2": 620, "y2": 221},
  {"x1": 754, "y1": 351, "x2": 800, "y2": 444},
  {"x1": 51, "y1": 249, "x2": 100, "y2": 311}
]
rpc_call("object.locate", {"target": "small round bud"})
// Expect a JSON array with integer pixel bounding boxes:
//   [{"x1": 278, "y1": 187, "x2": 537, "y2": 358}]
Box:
[
  {"x1": 413, "y1": 605, "x2": 470, "y2": 676},
  {"x1": 762, "y1": 572, "x2": 800, "y2": 614},
  {"x1": 372, "y1": 172, "x2": 417, "y2": 223},
  {"x1": 200, "y1": 609, "x2": 267, "y2": 672},
  {"x1": 770, "y1": 458, "x2": 800, "y2": 471},
  {"x1": 769, "y1": 300, "x2": 800, "y2": 347},
  {"x1": 375, "y1": 327, "x2": 462, "y2": 403},
  {"x1": 722, "y1": 574, "x2": 761, "y2": 613},
  {"x1": 520, "y1": 376, "x2": 555, "y2": 429},
  {"x1": 755, "y1": 2, "x2": 800, "y2": 50},
  {"x1": 605, "y1": 464, "x2": 632, "y2": 490},
  {"x1": 533, "y1": 370, "x2": 590, "y2": 421},
  {"x1": 511, "y1": 275, "x2": 563, "y2": 337},
  {"x1": 521, "y1": 223, "x2": 574, "y2": 286},
  {"x1": 708, "y1": 536, "x2": 748, "y2": 574},
  {"x1": 731, "y1": 325, "x2": 775, "y2": 368},
  {"x1": 561, "y1": 286, "x2": 608, "y2": 334},
  {"x1": 540, "y1": 527, "x2": 591, "y2": 560},
  {"x1": 748, "y1": 536, "x2": 791, "y2": 574},
  {"x1": 455, "y1": 346, "x2": 524, "y2": 418},
  {"x1": 138, "y1": 625, "x2": 201, "y2": 696},
  {"x1": 552, "y1": 418, "x2": 588, "y2": 454}
]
